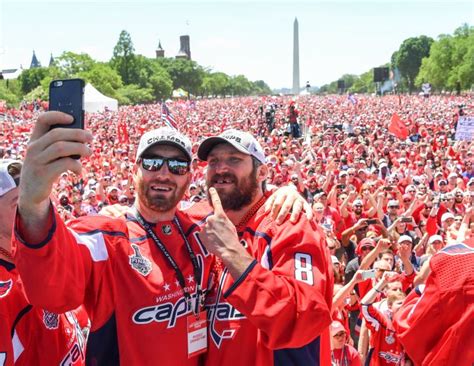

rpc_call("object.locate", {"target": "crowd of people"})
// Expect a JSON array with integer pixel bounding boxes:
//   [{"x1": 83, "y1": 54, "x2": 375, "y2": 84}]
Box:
[{"x1": 0, "y1": 92, "x2": 473, "y2": 365}]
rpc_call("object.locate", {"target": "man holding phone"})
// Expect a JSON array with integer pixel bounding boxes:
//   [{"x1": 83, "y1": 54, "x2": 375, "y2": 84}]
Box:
[
  {"x1": 0, "y1": 159, "x2": 87, "y2": 366},
  {"x1": 11, "y1": 111, "x2": 311, "y2": 365}
]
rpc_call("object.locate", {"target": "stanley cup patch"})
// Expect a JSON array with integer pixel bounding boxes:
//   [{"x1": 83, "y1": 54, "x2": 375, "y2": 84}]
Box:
[{"x1": 129, "y1": 244, "x2": 153, "y2": 276}]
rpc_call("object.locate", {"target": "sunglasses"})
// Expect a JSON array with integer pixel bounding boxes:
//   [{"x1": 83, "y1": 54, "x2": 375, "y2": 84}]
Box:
[
  {"x1": 140, "y1": 156, "x2": 190, "y2": 175},
  {"x1": 333, "y1": 332, "x2": 346, "y2": 338},
  {"x1": 389, "y1": 206, "x2": 399, "y2": 209},
  {"x1": 403, "y1": 200, "x2": 411, "y2": 203},
  {"x1": 361, "y1": 246, "x2": 373, "y2": 251}
]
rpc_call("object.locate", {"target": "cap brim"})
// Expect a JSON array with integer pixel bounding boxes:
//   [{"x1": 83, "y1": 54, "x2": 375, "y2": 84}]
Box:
[{"x1": 197, "y1": 137, "x2": 251, "y2": 161}]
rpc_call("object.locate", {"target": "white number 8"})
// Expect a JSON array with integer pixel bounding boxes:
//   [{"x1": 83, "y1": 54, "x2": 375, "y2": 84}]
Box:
[{"x1": 294, "y1": 253, "x2": 314, "y2": 285}]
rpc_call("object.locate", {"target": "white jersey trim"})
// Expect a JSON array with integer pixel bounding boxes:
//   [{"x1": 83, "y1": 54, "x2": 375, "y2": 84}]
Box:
[
  {"x1": 69, "y1": 229, "x2": 109, "y2": 262},
  {"x1": 12, "y1": 330, "x2": 24, "y2": 362}
]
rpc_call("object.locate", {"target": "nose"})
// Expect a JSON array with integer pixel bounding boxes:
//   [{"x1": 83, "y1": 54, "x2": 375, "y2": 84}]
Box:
[{"x1": 211, "y1": 161, "x2": 230, "y2": 174}]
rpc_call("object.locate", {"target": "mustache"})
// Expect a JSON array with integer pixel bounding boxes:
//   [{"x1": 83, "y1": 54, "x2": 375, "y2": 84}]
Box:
[
  {"x1": 147, "y1": 179, "x2": 177, "y2": 188},
  {"x1": 209, "y1": 173, "x2": 237, "y2": 183}
]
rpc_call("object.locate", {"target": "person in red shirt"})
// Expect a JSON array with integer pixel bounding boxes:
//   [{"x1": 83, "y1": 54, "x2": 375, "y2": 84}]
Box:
[
  {"x1": 394, "y1": 242, "x2": 474, "y2": 366},
  {"x1": 0, "y1": 159, "x2": 87, "y2": 366},
  {"x1": 361, "y1": 272, "x2": 407, "y2": 366},
  {"x1": 330, "y1": 320, "x2": 362, "y2": 366},
  {"x1": 197, "y1": 129, "x2": 333, "y2": 366},
  {"x1": 12, "y1": 112, "x2": 310, "y2": 365}
]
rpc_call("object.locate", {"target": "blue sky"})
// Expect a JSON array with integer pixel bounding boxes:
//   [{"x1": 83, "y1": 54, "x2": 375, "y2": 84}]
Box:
[{"x1": 0, "y1": 0, "x2": 472, "y2": 89}]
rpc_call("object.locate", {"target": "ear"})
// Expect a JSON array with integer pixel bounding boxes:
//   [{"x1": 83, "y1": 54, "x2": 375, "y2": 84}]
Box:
[{"x1": 257, "y1": 163, "x2": 269, "y2": 184}]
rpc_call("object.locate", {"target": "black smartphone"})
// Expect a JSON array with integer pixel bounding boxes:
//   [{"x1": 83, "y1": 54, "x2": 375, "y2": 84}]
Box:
[
  {"x1": 384, "y1": 186, "x2": 393, "y2": 191},
  {"x1": 49, "y1": 79, "x2": 85, "y2": 159},
  {"x1": 336, "y1": 184, "x2": 346, "y2": 190},
  {"x1": 366, "y1": 219, "x2": 377, "y2": 225},
  {"x1": 401, "y1": 217, "x2": 412, "y2": 223},
  {"x1": 49, "y1": 79, "x2": 85, "y2": 130}
]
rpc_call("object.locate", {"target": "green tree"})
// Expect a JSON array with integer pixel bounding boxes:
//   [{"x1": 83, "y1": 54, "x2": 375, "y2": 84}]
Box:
[
  {"x1": 111, "y1": 30, "x2": 138, "y2": 85},
  {"x1": 229, "y1": 75, "x2": 252, "y2": 96},
  {"x1": 416, "y1": 35, "x2": 454, "y2": 90},
  {"x1": 18, "y1": 67, "x2": 50, "y2": 94},
  {"x1": 416, "y1": 25, "x2": 474, "y2": 91},
  {"x1": 349, "y1": 70, "x2": 375, "y2": 93},
  {"x1": 54, "y1": 51, "x2": 95, "y2": 77},
  {"x1": 0, "y1": 81, "x2": 21, "y2": 106},
  {"x1": 78, "y1": 63, "x2": 123, "y2": 97},
  {"x1": 395, "y1": 35, "x2": 433, "y2": 93},
  {"x1": 116, "y1": 84, "x2": 154, "y2": 105},
  {"x1": 158, "y1": 58, "x2": 204, "y2": 95},
  {"x1": 133, "y1": 56, "x2": 173, "y2": 100},
  {"x1": 208, "y1": 72, "x2": 230, "y2": 96},
  {"x1": 251, "y1": 80, "x2": 271, "y2": 95}
]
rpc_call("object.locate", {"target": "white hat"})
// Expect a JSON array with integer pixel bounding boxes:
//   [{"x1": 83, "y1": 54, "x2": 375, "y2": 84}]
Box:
[
  {"x1": 331, "y1": 255, "x2": 340, "y2": 265},
  {"x1": 428, "y1": 235, "x2": 443, "y2": 244},
  {"x1": 398, "y1": 235, "x2": 413, "y2": 244},
  {"x1": 352, "y1": 199, "x2": 363, "y2": 206},
  {"x1": 198, "y1": 129, "x2": 266, "y2": 164},
  {"x1": 136, "y1": 127, "x2": 192, "y2": 162},
  {"x1": 388, "y1": 200, "x2": 399, "y2": 207},
  {"x1": 448, "y1": 172, "x2": 458, "y2": 179},
  {"x1": 441, "y1": 213, "x2": 455, "y2": 223},
  {"x1": 0, "y1": 160, "x2": 21, "y2": 197}
]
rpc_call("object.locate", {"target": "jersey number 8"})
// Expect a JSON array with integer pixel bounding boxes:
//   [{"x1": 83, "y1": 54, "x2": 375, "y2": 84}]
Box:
[{"x1": 294, "y1": 253, "x2": 314, "y2": 285}]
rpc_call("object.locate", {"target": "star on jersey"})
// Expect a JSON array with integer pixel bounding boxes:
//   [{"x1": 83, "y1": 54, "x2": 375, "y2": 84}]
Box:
[
  {"x1": 163, "y1": 283, "x2": 171, "y2": 292},
  {"x1": 187, "y1": 275, "x2": 194, "y2": 283}
]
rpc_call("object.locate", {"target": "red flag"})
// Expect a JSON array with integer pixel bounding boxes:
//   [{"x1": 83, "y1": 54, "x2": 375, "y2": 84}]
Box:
[{"x1": 389, "y1": 113, "x2": 409, "y2": 140}]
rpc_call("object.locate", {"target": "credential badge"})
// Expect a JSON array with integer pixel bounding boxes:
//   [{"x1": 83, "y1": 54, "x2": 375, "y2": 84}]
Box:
[{"x1": 129, "y1": 244, "x2": 152, "y2": 276}]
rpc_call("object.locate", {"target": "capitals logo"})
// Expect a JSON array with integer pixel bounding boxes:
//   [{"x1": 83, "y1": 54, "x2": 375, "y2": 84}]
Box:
[
  {"x1": 206, "y1": 269, "x2": 245, "y2": 348},
  {"x1": 0, "y1": 279, "x2": 12, "y2": 298},
  {"x1": 132, "y1": 254, "x2": 206, "y2": 329}
]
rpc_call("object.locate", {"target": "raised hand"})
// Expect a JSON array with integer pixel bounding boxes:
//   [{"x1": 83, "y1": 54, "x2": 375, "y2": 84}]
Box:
[
  {"x1": 17, "y1": 112, "x2": 93, "y2": 242},
  {"x1": 199, "y1": 188, "x2": 243, "y2": 258},
  {"x1": 264, "y1": 186, "x2": 313, "y2": 224},
  {"x1": 19, "y1": 112, "x2": 93, "y2": 208}
]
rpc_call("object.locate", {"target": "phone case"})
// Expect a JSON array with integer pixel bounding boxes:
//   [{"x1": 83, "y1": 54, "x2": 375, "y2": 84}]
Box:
[{"x1": 49, "y1": 79, "x2": 85, "y2": 129}]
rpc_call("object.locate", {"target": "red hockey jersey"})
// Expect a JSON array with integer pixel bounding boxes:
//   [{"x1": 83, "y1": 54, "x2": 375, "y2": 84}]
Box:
[
  {"x1": 13, "y1": 208, "x2": 214, "y2": 365},
  {"x1": 0, "y1": 259, "x2": 87, "y2": 366},
  {"x1": 189, "y1": 201, "x2": 333, "y2": 366},
  {"x1": 361, "y1": 304, "x2": 404, "y2": 366},
  {"x1": 393, "y1": 243, "x2": 474, "y2": 366}
]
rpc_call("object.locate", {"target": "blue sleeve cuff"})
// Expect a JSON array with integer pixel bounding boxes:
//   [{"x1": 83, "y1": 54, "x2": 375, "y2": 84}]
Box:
[
  {"x1": 223, "y1": 259, "x2": 258, "y2": 298},
  {"x1": 14, "y1": 202, "x2": 57, "y2": 249}
]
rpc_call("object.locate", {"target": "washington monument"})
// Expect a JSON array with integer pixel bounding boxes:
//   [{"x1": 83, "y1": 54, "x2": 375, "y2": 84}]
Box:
[{"x1": 292, "y1": 17, "x2": 300, "y2": 95}]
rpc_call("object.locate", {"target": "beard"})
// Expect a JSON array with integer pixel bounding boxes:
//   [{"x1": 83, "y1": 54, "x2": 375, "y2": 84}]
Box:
[
  {"x1": 137, "y1": 177, "x2": 188, "y2": 213},
  {"x1": 207, "y1": 168, "x2": 259, "y2": 211}
]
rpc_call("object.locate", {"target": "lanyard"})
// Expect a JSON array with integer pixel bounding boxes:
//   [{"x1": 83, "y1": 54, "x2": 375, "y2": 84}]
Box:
[
  {"x1": 133, "y1": 209, "x2": 203, "y2": 315},
  {"x1": 331, "y1": 345, "x2": 348, "y2": 366}
]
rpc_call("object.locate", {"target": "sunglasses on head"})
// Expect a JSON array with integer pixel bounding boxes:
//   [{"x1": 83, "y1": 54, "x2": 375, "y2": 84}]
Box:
[{"x1": 140, "y1": 156, "x2": 190, "y2": 175}]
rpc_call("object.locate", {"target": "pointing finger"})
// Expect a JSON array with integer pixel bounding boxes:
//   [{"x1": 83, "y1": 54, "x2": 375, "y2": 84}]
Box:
[{"x1": 208, "y1": 187, "x2": 225, "y2": 216}]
